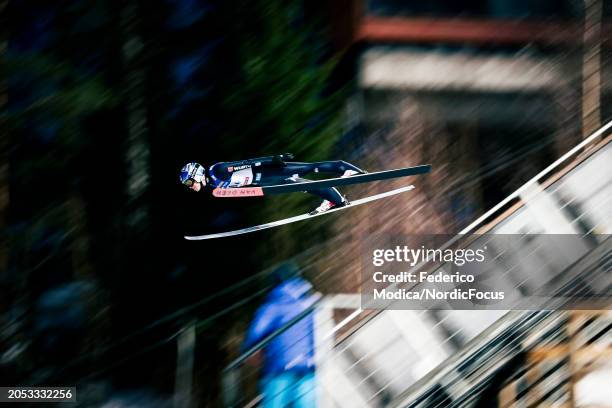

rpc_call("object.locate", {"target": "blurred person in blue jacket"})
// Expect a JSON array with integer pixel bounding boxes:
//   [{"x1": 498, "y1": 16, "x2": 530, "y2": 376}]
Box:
[{"x1": 243, "y1": 262, "x2": 319, "y2": 408}]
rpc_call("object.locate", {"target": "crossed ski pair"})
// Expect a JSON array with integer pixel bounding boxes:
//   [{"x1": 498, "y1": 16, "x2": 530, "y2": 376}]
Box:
[{"x1": 186, "y1": 164, "x2": 431, "y2": 240}]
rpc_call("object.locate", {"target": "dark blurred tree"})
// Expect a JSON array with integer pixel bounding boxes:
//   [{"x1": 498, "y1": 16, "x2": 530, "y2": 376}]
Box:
[
  {"x1": 219, "y1": 0, "x2": 345, "y2": 160},
  {"x1": 161, "y1": 0, "x2": 344, "y2": 160},
  {"x1": 4, "y1": 0, "x2": 116, "y2": 385},
  {"x1": 0, "y1": 0, "x2": 9, "y2": 365},
  {"x1": 120, "y1": 1, "x2": 151, "y2": 231}
]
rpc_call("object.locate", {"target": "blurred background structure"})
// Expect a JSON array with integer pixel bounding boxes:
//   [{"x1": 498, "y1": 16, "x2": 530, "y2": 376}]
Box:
[{"x1": 1, "y1": 0, "x2": 611, "y2": 407}]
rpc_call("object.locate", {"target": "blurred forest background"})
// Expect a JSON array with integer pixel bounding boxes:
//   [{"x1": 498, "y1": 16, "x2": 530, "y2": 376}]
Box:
[
  {"x1": 2, "y1": 0, "x2": 350, "y2": 405},
  {"x1": 1, "y1": 0, "x2": 610, "y2": 406}
]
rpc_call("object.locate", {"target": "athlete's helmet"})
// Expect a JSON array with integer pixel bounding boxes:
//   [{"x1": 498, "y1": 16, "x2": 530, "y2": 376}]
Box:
[{"x1": 180, "y1": 162, "x2": 205, "y2": 187}]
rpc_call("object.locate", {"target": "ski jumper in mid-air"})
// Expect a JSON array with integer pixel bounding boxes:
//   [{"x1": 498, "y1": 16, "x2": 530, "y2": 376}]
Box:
[{"x1": 179, "y1": 154, "x2": 366, "y2": 214}]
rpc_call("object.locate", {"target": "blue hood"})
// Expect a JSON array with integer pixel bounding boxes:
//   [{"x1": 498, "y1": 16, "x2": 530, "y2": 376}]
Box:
[
  {"x1": 266, "y1": 278, "x2": 312, "y2": 302},
  {"x1": 243, "y1": 277, "x2": 317, "y2": 376}
]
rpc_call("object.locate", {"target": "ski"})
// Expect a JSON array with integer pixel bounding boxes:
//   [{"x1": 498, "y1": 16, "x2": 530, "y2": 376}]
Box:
[
  {"x1": 185, "y1": 185, "x2": 415, "y2": 240},
  {"x1": 211, "y1": 164, "x2": 431, "y2": 198}
]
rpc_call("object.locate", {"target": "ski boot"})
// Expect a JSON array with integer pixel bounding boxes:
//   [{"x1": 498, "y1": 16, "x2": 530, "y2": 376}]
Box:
[
  {"x1": 309, "y1": 198, "x2": 349, "y2": 215},
  {"x1": 342, "y1": 169, "x2": 367, "y2": 177}
]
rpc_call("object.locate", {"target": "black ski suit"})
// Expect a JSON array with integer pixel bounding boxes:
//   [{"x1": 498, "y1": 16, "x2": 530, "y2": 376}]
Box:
[{"x1": 207, "y1": 155, "x2": 365, "y2": 204}]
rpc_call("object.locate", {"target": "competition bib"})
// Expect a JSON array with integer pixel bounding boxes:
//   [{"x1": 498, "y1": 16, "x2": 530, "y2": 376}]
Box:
[{"x1": 228, "y1": 168, "x2": 254, "y2": 187}]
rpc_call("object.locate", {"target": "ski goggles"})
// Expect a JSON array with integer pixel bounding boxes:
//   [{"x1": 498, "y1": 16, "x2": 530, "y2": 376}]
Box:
[{"x1": 183, "y1": 176, "x2": 205, "y2": 187}]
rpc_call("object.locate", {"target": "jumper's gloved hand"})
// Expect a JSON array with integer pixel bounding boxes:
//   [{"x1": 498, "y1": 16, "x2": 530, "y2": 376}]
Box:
[{"x1": 274, "y1": 153, "x2": 294, "y2": 166}]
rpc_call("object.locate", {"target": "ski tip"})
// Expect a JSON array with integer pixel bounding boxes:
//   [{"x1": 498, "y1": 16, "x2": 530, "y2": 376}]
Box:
[{"x1": 414, "y1": 164, "x2": 432, "y2": 173}]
